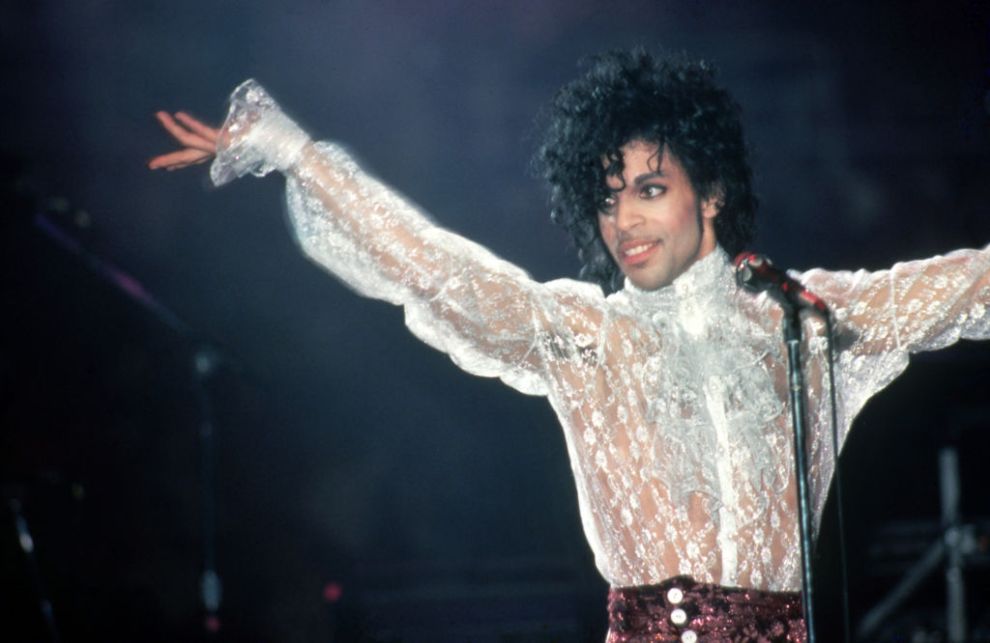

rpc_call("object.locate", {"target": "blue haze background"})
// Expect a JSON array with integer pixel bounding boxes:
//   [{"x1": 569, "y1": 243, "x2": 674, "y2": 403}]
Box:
[{"x1": 2, "y1": 1, "x2": 990, "y2": 641}]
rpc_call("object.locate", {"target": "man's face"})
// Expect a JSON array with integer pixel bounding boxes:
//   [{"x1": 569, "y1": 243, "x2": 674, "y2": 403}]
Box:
[{"x1": 597, "y1": 140, "x2": 719, "y2": 291}]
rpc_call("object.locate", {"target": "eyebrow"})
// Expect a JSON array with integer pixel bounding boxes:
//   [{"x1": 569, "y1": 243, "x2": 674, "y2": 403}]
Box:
[{"x1": 632, "y1": 171, "x2": 666, "y2": 186}]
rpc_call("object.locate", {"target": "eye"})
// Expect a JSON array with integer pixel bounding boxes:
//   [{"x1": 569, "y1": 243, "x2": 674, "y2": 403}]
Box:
[
  {"x1": 640, "y1": 184, "x2": 666, "y2": 199},
  {"x1": 598, "y1": 193, "x2": 618, "y2": 214}
]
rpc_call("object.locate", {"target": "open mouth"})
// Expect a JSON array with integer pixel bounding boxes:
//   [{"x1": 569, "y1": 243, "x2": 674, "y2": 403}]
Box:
[{"x1": 620, "y1": 241, "x2": 659, "y2": 265}]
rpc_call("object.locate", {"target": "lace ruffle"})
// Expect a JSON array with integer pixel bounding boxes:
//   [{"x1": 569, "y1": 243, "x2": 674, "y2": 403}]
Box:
[{"x1": 211, "y1": 79, "x2": 310, "y2": 187}]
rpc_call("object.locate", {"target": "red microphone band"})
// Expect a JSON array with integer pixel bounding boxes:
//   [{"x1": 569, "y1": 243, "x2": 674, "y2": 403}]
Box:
[{"x1": 733, "y1": 252, "x2": 829, "y2": 317}]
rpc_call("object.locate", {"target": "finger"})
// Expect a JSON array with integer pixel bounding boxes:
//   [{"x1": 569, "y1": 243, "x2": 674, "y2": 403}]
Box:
[
  {"x1": 148, "y1": 149, "x2": 212, "y2": 169},
  {"x1": 155, "y1": 111, "x2": 216, "y2": 152},
  {"x1": 156, "y1": 111, "x2": 215, "y2": 151},
  {"x1": 175, "y1": 112, "x2": 220, "y2": 144},
  {"x1": 164, "y1": 157, "x2": 211, "y2": 171},
  {"x1": 152, "y1": 152, "x2": 212, "y2": 171},
  {"x1": 148, "y1": 148, "x2": 212, "y2": 170}
]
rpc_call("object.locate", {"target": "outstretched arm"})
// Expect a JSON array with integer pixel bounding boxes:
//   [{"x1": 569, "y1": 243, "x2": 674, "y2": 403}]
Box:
[
  {"x1": 150, "y1": 81, "x2": 605, "y2": 396},
  {"x1": 800, "y1": 247, "x2": 990, "y2": 418},
  {"x1": 806, "y1": 247, "x2": 990, "y2": 353}
]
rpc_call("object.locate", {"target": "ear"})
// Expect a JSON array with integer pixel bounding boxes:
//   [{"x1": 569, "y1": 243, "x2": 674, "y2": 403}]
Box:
[{"x1": 701, "y1": 185, "x2": 724, "y2": 221}]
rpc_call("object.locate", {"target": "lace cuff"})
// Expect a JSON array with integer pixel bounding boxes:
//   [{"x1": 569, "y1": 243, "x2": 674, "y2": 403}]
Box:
[{"x1": 210, "y1": 79, "x2": 311, "y2": 187}]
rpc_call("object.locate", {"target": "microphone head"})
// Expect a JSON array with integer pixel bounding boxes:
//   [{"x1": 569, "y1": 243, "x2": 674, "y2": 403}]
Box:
[{"x1": 733, "y1": 251, "x2": 769, "y2": 293}]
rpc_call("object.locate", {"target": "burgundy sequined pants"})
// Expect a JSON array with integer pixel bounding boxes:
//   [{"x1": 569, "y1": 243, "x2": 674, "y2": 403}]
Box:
[{"x1": 606, "y1": 576, "x2": 807, "y2": 642}]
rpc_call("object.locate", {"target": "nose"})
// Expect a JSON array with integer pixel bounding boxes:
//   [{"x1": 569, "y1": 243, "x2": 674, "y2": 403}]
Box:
[{"x1": 613, "y1": 197, "x2": 643, "y2": 232}]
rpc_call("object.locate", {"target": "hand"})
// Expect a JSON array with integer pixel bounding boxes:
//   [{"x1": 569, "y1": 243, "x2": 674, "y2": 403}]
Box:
[{"x1": 148, "y1": 111, "x2": 220, "y2": 171}]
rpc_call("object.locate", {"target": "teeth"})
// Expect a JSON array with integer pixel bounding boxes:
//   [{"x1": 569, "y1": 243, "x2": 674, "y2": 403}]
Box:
[{"x1": 623, "y1": 243, "x2": 653, "y2": 256}]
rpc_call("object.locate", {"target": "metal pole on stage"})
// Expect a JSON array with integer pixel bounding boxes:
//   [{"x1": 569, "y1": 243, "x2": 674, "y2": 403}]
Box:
[
  {"x1": 782, "y1": 307, "x2": 818, "y2": 642},
  {"x1": 193, "y1": 344, "x2": 223, "y2": 635},
  {"x1": 939, "y1": 446, "x2": 967, "y2": 642},
  {"x1": 856, "y1": 443, "x2": 978, "y2": 640}
]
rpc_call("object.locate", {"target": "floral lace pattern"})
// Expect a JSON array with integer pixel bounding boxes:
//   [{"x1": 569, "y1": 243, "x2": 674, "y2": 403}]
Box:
[{"x1": 211, "y1": 80, "x2": 990, "y2": 592}]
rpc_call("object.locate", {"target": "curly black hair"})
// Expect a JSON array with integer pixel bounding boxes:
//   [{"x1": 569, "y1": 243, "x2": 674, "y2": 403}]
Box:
[{"x1": 534, "y1": 48, "x2": 757, "y2": 292}]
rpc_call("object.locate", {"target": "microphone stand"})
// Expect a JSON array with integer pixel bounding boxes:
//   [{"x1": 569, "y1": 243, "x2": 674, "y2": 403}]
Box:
[
  {"x1": 781, "y1": 301, "x2": 819, "y2": 642},
  {"x1": 735, "y1": 252, "x2": 840, "y2": 641}
]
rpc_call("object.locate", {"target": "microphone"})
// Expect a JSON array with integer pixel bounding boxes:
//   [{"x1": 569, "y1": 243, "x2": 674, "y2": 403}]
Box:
[{"x1": 734, "y1": 252, "x2": 829, "y2": 317}]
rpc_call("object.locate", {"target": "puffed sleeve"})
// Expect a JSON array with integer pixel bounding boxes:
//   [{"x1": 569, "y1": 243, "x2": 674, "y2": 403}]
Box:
[
  {"x1": 209, "y1": 80, "x2": 605, "y2": 396},
  {"x1": 800, "y1": 246, "x2": 990, "y2": 421}
]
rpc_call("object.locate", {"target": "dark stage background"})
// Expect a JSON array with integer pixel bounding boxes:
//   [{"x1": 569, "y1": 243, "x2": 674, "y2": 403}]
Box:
[{"x1": 3, "y1": 1, "x2": 990, "y2": 641}]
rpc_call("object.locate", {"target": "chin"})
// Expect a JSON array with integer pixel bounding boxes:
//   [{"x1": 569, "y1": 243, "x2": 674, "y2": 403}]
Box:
[{"x1": 628, "y1": 275, "x2": 671, "y2": 291}]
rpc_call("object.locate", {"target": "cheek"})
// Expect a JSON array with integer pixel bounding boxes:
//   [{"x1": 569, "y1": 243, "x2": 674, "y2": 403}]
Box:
[
  {"x1": 599, "y1": 225, "x2": 619, "y2": 261},
  {"x1": 597, "y1": 216, "x2": 614, "y2": 246},
  {"x1": 673, "y1": 206, "x2": 701, "y2": 240}
]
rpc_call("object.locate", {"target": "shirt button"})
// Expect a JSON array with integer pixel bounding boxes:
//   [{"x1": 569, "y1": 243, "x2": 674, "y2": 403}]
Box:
[
  {"x1": 681, "y1": 630, "x2": 698, "y2": 643},
  {"x1": 670, "y1": 608, "x2": 688, "y2": 625},
  {"x1": 666, "y1": 587, "x2": 684, "y2": 604}
]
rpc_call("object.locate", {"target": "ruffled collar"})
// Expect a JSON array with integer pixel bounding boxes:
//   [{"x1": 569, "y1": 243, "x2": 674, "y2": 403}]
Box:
[{"x1": 617, "y1": 247, "x2": 736, "y2": 337}]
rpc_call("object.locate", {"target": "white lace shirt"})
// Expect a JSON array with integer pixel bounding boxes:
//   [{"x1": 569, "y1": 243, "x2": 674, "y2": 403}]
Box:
[{"x1": 210, "y1": 80, "x2": 990, "y2": 592}]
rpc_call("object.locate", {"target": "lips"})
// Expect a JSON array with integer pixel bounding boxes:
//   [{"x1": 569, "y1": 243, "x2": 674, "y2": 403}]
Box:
[{"x1": 618, "y1": 240, "x2": 660, "y2": 266}]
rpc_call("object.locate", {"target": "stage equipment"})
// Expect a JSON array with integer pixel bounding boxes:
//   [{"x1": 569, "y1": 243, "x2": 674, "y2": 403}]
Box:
[
  {"x1": 857, "y1": 439, "x2": 989, "y2": 642},
  {"x1": 33, "y1": 211, "x2": 237, "y2": 636}
]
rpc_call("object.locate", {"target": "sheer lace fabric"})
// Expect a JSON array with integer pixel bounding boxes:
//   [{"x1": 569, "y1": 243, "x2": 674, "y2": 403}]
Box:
[{"x1": 212, "y1": 80, "x2": 990, "y2": 592}]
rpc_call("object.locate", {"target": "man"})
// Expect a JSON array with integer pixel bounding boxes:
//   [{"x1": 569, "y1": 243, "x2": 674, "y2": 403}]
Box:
[{"x1": 151, "y1": 49, "x2": 990, "y2": 641}]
